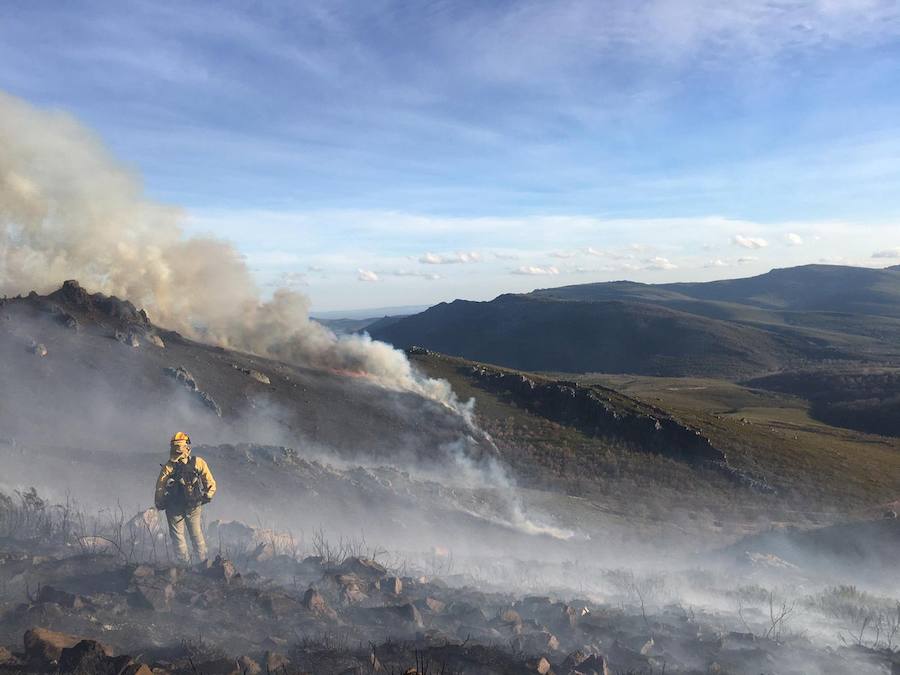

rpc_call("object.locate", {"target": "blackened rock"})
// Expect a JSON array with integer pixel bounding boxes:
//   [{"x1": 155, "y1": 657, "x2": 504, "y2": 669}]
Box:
[
  {"x1": 37, "y1": 586, "x2": 84, "y2": 609},
  {"x1": 338, "y1": 557, "x2": 387, "y2": 580},
  {"x1": 132, "y1": 579, "x2": 174, "y2": 611},
  {"x1": 303, "y1": 588, "x2": 336, "y2": 619},
  {"x1": 58, "y1": 640, "x2": 125, "y2": 675},
  {"x1": 24, "y1": 627, "x2": 80, "y2": 665},
  {"x1": 204, "y1": 556, "x2": 236, "y2": 583},
  {"x1": 260, "y1": 591, "x2": 301, "y2": 619}
]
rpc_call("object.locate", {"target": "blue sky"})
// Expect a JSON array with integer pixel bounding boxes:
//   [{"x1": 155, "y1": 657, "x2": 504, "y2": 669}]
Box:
[{"x1": 2, "y1": 0, "x2": 900, "y2": 310}]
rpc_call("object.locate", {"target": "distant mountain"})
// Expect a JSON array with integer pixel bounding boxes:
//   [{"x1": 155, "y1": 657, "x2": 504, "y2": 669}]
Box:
[{"x1": 369, "y1": 265, "x2": 900, "y2": 378}]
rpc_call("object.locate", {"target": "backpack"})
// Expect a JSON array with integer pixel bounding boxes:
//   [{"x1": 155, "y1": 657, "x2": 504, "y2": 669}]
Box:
[{"x1": 164, "y1": 457, "x2": 204, "y2": 509}]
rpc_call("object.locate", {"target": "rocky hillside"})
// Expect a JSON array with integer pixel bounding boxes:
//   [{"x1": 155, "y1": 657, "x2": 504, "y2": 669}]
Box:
[{"x1": 0, "y1": 280, "x2": 484, "y2": 465}]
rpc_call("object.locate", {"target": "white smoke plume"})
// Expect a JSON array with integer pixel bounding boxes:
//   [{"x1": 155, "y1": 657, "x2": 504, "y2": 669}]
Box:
[{"x1": 0, "y1": 91, "x2": 461, "y2": 405}]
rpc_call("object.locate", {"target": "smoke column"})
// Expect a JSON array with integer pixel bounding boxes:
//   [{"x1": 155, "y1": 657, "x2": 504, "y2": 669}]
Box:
[{"x1": 0, "y1": 91, "x2": 464, "y2": 406}]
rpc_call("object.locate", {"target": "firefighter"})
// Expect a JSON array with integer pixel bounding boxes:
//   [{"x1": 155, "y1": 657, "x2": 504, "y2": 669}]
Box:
[{"x1": 154, "y1": 432, "x2": 216, "y2": 565}]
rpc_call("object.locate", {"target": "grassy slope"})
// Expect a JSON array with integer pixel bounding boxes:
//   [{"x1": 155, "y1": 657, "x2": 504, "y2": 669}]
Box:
[{"x1": 413, "y1": 352, "x2": 900, "y2": 532}]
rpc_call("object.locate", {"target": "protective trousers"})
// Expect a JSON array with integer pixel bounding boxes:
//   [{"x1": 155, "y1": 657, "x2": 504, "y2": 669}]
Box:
[{"x1": 166, "y1": 505, "x2": 207, "y2": 564}]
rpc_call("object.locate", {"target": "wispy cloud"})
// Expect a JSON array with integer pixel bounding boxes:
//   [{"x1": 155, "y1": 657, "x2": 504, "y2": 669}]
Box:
[
  {"x1": 419, "y1": 251, "x2": 482, "y2": 264},
  {"x1": 737, "y1": 256, "x2": 758, "y2": 264},
  {"x1": 645, "y1": 256, "x2": 677, "y2": 270},
  {"x1": 733, "y1": 234, "x2": 768, "y2": 249},
  {"x1": 872, "y1": 247, "x2": 900, "y2": 259},
  {"x1": 704, "y1": 259, "x2": 729, "y2": 268},
  {"x1": 492, "y1": 251, "x2": 519, "y2": 260},
  {"x1": 357, "y1": 268, "x2": 379, "y2": 282},
  {"x1": 548, "y1": 250, "x2": 577, "y2": 259},
  {"x1": 512, "y1": 265, "x2": 560, "y2": 276},
  {"x1": 786, "y1": 232, "x2": 803, "y2": 246},
  {"x1": 390, "y1": 269, "x2": 441, "y2": 280}
]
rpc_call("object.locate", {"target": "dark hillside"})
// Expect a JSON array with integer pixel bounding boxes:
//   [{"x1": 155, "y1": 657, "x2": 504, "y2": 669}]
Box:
[
  {"x1": 371, "y1": 294, "x2": 839, "y2": 378},
  {"x1": 370, "y1": 264, "x2": 900, "y2": 378}
]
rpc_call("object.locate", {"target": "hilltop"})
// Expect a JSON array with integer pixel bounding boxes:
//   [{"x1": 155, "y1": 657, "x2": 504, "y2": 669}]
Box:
[{"x1": 369, "y1": 264, "x2": 900, "y2": 379}]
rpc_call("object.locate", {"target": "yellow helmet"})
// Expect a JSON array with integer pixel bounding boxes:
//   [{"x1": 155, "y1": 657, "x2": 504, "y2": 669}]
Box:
[{"x1": 170, "y1": 431, "x2": 191, "y2": 446}]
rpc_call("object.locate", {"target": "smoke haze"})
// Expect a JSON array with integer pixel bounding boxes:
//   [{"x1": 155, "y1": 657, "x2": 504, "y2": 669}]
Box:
[{"x1": 0, "y1": 91, "x2": 462, "y2": 406}]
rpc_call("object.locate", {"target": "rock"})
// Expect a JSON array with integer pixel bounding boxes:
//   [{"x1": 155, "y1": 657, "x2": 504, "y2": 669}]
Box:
[
  {"x1": 338, "y1": 557, "x2": 387, "y2": 580},
  {"x1": 0, "y1": 646, "x2": 14, "y2": 665},
  {"x1": 264, "y1": 651, "x2": 290, "y2": 671},
  {"x1": 248, "y1": 370, "x2": 270, "y2": 385},
  {"x1": 260, "y1": 592, "x2": 301, "y2": 619},
  {"x1": 58, "y1": 640, "x2": 125, "y2": 675},
  {"x1": 423, "y1": 597, "x2": 446, "y2": 614},
  {"x1": 527, "y1": 656, "x2": 551, "y2": 674},
  {"x1": 204, "y1": 555, "x2": 236, "y2": 583},
  {"x1": 164, "y1": 366, "x2": 198, "y2": 390},
  {"x1": 238, "y1": 655, "x2": 261, "y2": 675},
  {"x1": 147, "y1": 334, "x2": 165, "y2": 348},
  {"x1": 380, "y1": 576, "x2": 403, "y2": 595},
  {"x1": 30, "y1": 342, "x2": 48, "y2": 357},
  {"x1": 303, "y1": 588, "x2": 335, "y2": 618},
  {"x1": 132, "y1": 579, "x2": 174, "y2": 611},
  {"x1": 571, "y1": 654, "x2": 610, "y2": 675},
  {"x1": 512, "y1": 631, "x2": 559, "y2": 655},
  {"x1": 37, "y1": 585, "x2": 84, "y2": 609},
  {"x1": 120, "y1": 665, "x2": 153, "y2": 675},
  {"x1": 563, "y1": 649, "x2": 589, "y2": 669},
  {"x1": 114, "y1": 329, "x2": 140, "y2": 347},
  {"x1": 498, "y1": 608, "x2": 522, "y2": 625},
  {"x1": 131, "y1": 564, "x2": 155, "y2": 580},
  {"x1": 24, "y1": 627, "x2": 80, "y2": 665}
]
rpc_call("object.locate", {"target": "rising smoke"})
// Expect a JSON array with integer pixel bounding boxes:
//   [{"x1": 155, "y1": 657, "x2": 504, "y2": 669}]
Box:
[
  {"x1": 0, "y1": 91, "x2": 574, "y2": 540},
  {"x1": 0, "y1": 91, "x2": 462, "y2": 406}
]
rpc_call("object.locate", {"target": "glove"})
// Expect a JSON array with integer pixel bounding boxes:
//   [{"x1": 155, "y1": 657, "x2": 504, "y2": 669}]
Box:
[{"x1": 201, "y1": 495, "x2": 212, "y2": 505}]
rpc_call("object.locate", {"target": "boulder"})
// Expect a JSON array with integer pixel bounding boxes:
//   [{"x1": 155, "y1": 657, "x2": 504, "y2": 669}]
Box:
[
  {"x1": 24, "y1": 627, "x2": 80, "y2": 665},
  {"x1": 338, "y1": 557, "x2": 387, "y2": 580},
  {"x1": 302, "y1": 588, "x2": 336, "y2": 618},
  {"x1": 238, "y1": 655, "x2": 262, "y2": 675},
  {"x1": 37, "y1": 585, "x2": 84, "y2": 609},
  {"x1": 114, "y1": 330, "x2": 140, "y2": 347},
  {"x1": 569, "y1": 653, "x2": 610, "y2": 675},
  {"x1": 204, "y1": 556, "x2": 236, "y2": 583},
  {"x1": 422, "y1": 597, "x2": 446, "y2": 614},
  {"x1": 526, "y1": 656, "x2": 551, "y2": 674},
  {"x1": 132, "y1": 579, "x2": 174, "y2": 611},
  {"x1": 58, "y1": 640, "x2": 127, "y2": 675},
  {"x1": 147, "y1": 334, "x2": 165, "y2": 348},
  {"x1": 380, "y1": 576, "x2": 403, "y2": 595},
  {"x1": 264, "y1": 651, "x2": 290, "y2": 671},
  {"x1": 0, "y1": 646, "x2": 14, "y2": 665},
  {"x1": 260, "y1": 592, "x2": 301, "y2": 619},
  {"x1": 120, "y1": 665, "x2": 153, "y2": 675}
]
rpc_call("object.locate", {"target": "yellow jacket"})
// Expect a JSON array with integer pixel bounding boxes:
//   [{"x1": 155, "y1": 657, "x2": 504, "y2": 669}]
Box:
[{"x1": 154, "y1": 450, "x2": 217, "y2": 510}]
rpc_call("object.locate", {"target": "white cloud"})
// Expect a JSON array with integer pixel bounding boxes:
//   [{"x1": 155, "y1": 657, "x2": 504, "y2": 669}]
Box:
[
  {"x1": 733, "y1": 234, "x2": 768, "y2": 249},
  {"x1": 512, "y1": 265, "x2": 560, "y2": 276},
  {"x1": 585, "y1": 247, "x2": 606, "y2": 257},
  {"x1": 737, "y1": 256, "x2": 758, "y2": 264},
  {"x1": 872, "y1": 247, "x2": 900, "y2": 259},
  {"x1": 492, "y1": 251, "x2": 519, "y2": 260},
  {"x1": 786, "y1": 233, "x2": 803, "y2": 246},
  {"x1": 390, "y1": 270, "x2": 441, "y2": 280},
  {"x1": 419, "y1": 251, "x2": 482, "y2": 264},
  {"x1": 307, "y1": 265, "x2": 325, "y2": 273},
  {"x1": 549, "y1": 250, "x2": 577, "y2": 259},
  {"x1": 704, "y1": 259, "x2": 729, "y2": 268},
  {"x1": 357, "y1": 268, "x2": 379, "y2": 282},
  {"x1": 645, "y1": 256, "x2": 677, "y2": 270}
]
